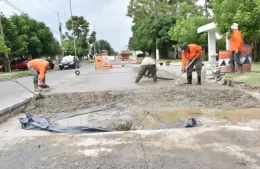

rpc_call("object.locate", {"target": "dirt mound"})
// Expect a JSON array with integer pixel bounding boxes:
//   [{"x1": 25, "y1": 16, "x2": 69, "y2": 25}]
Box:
[{"x1": 24, "y1": 86, "x2": 260, "y2": 117}]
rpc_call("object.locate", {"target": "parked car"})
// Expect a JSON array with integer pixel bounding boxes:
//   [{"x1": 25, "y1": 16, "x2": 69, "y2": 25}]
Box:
[
  {"x1": 0, "y1": 59, "x2": 30, "y2": 72},
  {"x1": 59, "y1": 55, "x2": 80, "y2": 70}
]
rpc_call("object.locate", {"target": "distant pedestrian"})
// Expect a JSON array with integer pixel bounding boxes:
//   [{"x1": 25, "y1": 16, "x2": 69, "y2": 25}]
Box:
[
  {"x1": 27, "y1": 59, "x2": 54, "y2": 92},
  {"x1": 135, "y1": 52, "x2": 157, "y2": 83},
  {"x1": 230, "y1": 23, "x2": 243, "y2": 74},
  {"x1": 180, "y1": 44, "x2": 203, "y2": 85}
]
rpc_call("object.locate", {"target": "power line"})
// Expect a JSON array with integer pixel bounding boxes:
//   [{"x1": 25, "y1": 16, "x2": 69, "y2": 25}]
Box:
[
  {"x1": 2, "y1": 0, "x2": 60, "y2": 35},
  {"x1": 11, "y1": 0, "x2": 55, "y2": 20},
  {"x1": 2, "y1": 0, "x2": 24, "y2": 14},
  {"x1": 35, "y1": 0, "x2": 57, "y2": 15}
]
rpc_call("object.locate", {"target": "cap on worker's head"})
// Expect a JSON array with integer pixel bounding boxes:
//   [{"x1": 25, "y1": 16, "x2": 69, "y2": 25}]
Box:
[
  {"x1": 180, "y1": 44, "x2": 188, "y2": 51},
  {"x1": 231, "y1": 23, "x2": 238, "y2": 30}
]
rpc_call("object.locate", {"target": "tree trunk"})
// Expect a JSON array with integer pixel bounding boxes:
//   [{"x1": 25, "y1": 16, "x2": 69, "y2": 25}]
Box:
[{"x1": 253, "y1": 41, "x2": 260, "y2": 62}]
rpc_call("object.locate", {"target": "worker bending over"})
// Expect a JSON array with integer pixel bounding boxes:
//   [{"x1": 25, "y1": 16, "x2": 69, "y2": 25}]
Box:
[
  {"x1": 27, "y1": 59, "x2": 54, "y2": 92},
  {"x1": 135, "y1": 52, "x2": 157, "y2": 83},
  {"x1": 180, "y1": 44, "x2": 203, "y2": 85},
  {"x1": 230, "y1": 23, "x2": 243, "y2": 74}
]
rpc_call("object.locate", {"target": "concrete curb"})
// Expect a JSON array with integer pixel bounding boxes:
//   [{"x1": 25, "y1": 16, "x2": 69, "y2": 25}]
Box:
[{"x1": 0, "y1": 98, "x2": 31, "y2": 124}]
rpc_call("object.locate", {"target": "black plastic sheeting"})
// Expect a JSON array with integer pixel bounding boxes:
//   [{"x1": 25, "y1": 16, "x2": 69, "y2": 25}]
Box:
[{"x1": 19, "y1": 113, "x2": 109, "y2": 133}]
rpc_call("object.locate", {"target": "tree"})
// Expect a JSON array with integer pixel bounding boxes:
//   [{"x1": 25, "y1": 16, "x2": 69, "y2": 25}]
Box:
[
  {"x1": 129, "y1": 14, "x2": 176, "y2": 58},
  {"x1": 63, "y1": 39, "x2": 89, "y2": 57},
  {"x1": 1, "y1": 15, "x2": 27, "y2": 57},
  {"x1": 65, "y1": 16, "x2": 90, "y2": 57},
  {"x1": 168, "y1": 16, "x2": 210, "y2": 46},
  {"x1": 212, "y1": 0, "x2": 260, "y2": 61},
  {"x1": 127, "y1": 0, "x2": 202, "y2": 22},
  {"x1": 93, "y1": 40, "x2": 115, "y2": 56},
  {"x1": 9, "y1": 14, "x2": 61, "y2": 58},
  {"x1": 66, "y1": 16, "x2": 89, "y2": 39},
  {"x1": 0, "y1": 35, "x2": 10, "y2": 54},
  {"x1": 89, "y1": 31, "x2": 96, "y2": 44}
]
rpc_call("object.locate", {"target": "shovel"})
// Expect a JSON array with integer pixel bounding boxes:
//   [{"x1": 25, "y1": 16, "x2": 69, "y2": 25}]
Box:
[
  {"x1": 175, "y1": 56, "x2": 198, "y2": 86},
  {"x1": 9, "y1": 75, "x2": 45, "y2": 100}
]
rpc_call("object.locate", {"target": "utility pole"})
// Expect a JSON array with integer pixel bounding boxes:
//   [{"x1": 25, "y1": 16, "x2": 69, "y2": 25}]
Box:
[
  {"x1": 58, "y1": 12, "x2": 64, "y2": 59},
  {"x1": 154, "y1": 0, "x2": 160, "y2": 60},
  {"x1": 205, "y1": 0, "x2": 209, "y2": 18},
  {"x1": 69, "y1": 0, "x2": 77, "y2": 57},
  {"x1": 93, "y1": 25, "x2": 96, "y2": 56},
  {"x1": 0, "y1": 12, "x2": 10, "y2": 72}
]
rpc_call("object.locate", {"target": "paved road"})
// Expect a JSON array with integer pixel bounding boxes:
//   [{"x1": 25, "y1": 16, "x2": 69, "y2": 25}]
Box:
[{"x1": 0, "y1": 64, "x2": 93, "y2": 111}]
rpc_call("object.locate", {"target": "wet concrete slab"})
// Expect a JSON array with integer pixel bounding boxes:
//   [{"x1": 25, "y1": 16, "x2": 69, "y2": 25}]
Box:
[
  {"x1": 0, "y1": 126, "x2": 259, "y2": 169},
  {"x1": 44, "y1": 66, "x2": 176, "y2": 94}
]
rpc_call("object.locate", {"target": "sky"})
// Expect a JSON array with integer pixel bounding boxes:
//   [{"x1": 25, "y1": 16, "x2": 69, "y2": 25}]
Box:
[
  {"x1": 1, "y1": 0, "x2": 205, "y2": 52},
  {"x1": 0, "y1": 0, "x2": 133, "y2": 52}
]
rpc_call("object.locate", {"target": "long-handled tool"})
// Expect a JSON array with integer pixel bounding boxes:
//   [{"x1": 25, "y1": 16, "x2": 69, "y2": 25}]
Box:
[
  {"x1": 144, "y1": 68, "x2": 174, "y2": 80},
  {"x1": 175, "y1": 56, "x2": 198, "y2": 86},
  {"x1": 143, "y1": 74, "x2": 174, "y2": 80},
  {"x1": 9, "y1": 75, "x2": 45, "y2": 100}
]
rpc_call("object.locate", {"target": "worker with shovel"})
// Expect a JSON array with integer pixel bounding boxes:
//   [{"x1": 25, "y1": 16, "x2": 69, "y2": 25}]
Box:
[
  {"x1": 27, "y1": 59, "x2": 54, "y2": 92},
  {"x1": 135, "y1": 52, "x2": 157, "y2": 83},
  {"x1": 180, "y1": 44, "x2": 203, "y2": 85}
]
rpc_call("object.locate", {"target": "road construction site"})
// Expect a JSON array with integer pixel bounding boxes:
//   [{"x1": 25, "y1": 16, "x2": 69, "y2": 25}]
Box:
[{"x1": 0, "y1": 59, "x2": 260, "y2": 169}]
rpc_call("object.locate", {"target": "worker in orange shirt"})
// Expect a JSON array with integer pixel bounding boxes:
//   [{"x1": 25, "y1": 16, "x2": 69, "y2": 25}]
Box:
[
  {"x1": 27, "y1": 59, "x2": 54, "y2": 92},
  {"x1": 180, "y1": 44, "x2": 203, "y2": 85},
  {"x1": 230, "y1": 23, "x2": 243, "y2": 74}
]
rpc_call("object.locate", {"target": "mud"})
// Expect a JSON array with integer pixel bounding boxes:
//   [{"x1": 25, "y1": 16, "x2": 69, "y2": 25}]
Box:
[
  {"x1": 230, "y1": 80, "x2": 260, "y2": 93},
  {"x1": 25, "y1": 86, "x2": 260, "y2": 118}
]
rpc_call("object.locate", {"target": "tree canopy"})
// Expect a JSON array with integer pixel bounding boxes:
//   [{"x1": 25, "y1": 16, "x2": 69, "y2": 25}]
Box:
[
  {"x1": 212, "y1": 0, "x2": 260, "y2": 42},
  {"x1": 64, "y1": 16, "x2": 91, "y2": 57},
  {"x1": 0, "y1": 35, "x2": 11, "y2": 54},
  {"x1": 1, "y1": 14, "x2": 61, "y2": 58},
  {"x1": 168, "y1": 16, "x2": 210, "y2": 46},
  {"x1": 130, "y1": 14, "x2": 176, "y2": 54},
  {"x1": 127, "y1": 0, "x2": 202, "y2": 22},
  {"x1": 127, "y1": 0, "x2": 205, "y2": 58},
  {"x1": 89, "y1": 31, "x2": 97, "y2": 44},
  {"x1": 97, "y1": 40, "x2": 116, "y2": 56},
  {"x1": 66, "y1": 16, "x2": 89, "y2": 39}
]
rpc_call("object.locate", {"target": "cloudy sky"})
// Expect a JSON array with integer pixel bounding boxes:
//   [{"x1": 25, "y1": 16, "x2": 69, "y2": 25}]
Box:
[
  {"x1": 1, "y1": 0, "x2": 205, "y2": 52},
  {"x1": 1, "y1": 0, "x2": 133, "y2": 51}
]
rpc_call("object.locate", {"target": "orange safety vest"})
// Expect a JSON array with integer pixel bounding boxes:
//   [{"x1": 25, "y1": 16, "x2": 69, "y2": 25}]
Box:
[
  {"x1": 182, "y1": 44, "x2": 203, "y2": 68},
  {"x1": 27, "y1": 59, "x2": 48, "y2": 82},
  {"x1": 230, "y1": 29, "x2": 243, "y2": 52}
]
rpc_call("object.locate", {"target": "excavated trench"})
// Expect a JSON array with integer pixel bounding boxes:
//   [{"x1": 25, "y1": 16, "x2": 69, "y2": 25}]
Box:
[{"x1": 18, "y1": 85, "x2": 260, "y2": 132}]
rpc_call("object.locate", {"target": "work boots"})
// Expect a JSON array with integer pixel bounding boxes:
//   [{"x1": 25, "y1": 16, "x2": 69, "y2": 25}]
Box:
[
  {"x1": 196, "y1": 76, "x2": 201, "y2": 85},
  {"x1": 153, "y1": 77, "x2": 157, "y2": 82},
  {"x1": 236, "y1": 66, "x2": 243, "y2": 75},
  {"x1": 230, "y1": 65, "x2": 235, "y2": 73},
  {"x1": 34, "y1": 84, "x2": 42, "y2": 92},
  {"x1": 185, "y1": 75, "x2": 192, "y2": 85}
]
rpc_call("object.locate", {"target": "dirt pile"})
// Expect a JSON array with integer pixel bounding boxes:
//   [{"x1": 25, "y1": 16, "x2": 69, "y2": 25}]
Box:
[{"x1": 24, "y1": 86, "x2": 260, "y2": 117}]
